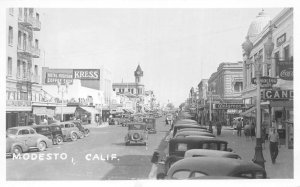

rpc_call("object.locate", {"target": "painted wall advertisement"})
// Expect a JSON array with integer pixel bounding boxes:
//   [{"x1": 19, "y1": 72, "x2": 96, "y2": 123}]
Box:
[
  {"x1": 45, "y1": 72, "x2": 73, "y2": 85},
  {"x1": 73, "y1": 69, "x2": 100, "y2": 80},
  {"x1": 277, "y1": 60, "x2": 293, "y2": 80}
]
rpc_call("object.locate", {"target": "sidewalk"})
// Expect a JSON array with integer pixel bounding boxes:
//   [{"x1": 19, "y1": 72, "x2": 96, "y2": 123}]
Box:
[
  {"x1": 219, "y1": 127, "x2": 293, "y2": 179},
  {"x1": 83, "y1": 122, "x2": 109, "y2": 129}
]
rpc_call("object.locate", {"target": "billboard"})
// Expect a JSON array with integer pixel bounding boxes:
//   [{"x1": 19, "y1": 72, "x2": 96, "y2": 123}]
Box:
[
  {"x1": 45, "y1": 72, "x2": 73, "y2": 85},
  {"x1": 73, "y1": 69, "x2": 100, "y2": 80}
]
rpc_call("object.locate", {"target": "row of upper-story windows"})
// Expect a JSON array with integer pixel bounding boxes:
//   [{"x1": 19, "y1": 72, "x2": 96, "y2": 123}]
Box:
[
  {"x1": 7, "y1": 56, "x2": 39, "y2": 79},
  {"x1": 9, "y1": 8, "x2": 40, "y2": 21},
  {"x1": 7, "y1": 26, "x2": 39, "y2": 48}
]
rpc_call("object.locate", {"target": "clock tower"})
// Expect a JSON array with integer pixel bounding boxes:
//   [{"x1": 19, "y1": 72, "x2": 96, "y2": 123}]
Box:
[{"x1": 134, "y1": 65, "x2": 143, "y2": 84}]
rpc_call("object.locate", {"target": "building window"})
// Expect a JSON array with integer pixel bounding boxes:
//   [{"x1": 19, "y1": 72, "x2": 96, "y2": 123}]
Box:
[
  {"x1": 7, "y1": 57, "x2": 12, "y2": 76},
  {"x1": 35, "y1": 39, "x2": 39, "y2": 49},
  {"x1": 22, "y1": 61, "x2": 27, "y2": 78},
  {"x1": 36, "y1": 13, "x2": 40, "y2": 20},
  {"x1": 18, "y1": 30, "x2": 22, "y2": 48},
  {"x1": 8, "y1": 26, "x2": 13, "y2": 46},
  {"x1": 284, "y1": 45, "x2": 289, "y2": 61},
  {"x1": 18, "y1": 8, "x2": 23, "y2": 19},
  {"x1": 9, "y1": 8, "x2": 14, "y2": 15},
  {"x1": 17, "y1": 60, "x2": 21, "y2": 78},
  {"x1": 234, "y1": 82, "x2": 242, "y2": 92},
  {"x1": 113, "y1": 88, "x2": 115, "y2": 91},
  {"x1": 34, "y1": 65, "x2": 38, "y2": 76}
]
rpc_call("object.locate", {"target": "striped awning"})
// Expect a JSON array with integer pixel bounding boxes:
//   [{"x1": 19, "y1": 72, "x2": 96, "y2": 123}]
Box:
[{"x1": 55, "y1": 107, "x2": 76, "y2": 115}]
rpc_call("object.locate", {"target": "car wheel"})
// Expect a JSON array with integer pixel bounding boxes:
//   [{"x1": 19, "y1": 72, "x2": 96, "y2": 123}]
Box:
[
  {"x1": 12, "y1": 145, "x2": 22, "y2": 155},
  {"x1": 71, "y1": 132, "x2": 78, "y2": 141},
  {"x1": 38, "y1": 141, "x2": 47, "y2": 151},
  {"x1": 56, "y1": 135, "x2": 63, "y2": 145}
]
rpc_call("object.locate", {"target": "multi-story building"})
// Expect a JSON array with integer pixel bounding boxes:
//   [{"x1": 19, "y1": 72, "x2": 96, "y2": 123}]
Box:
[
  {"x1": 207, "y1": 62, "x2": 244, "y2": 122},
  {"x1": 6, "y1": 8, "x2": 42, "y2": 129},
  {"x1": 112, "y1": 65, "x2": 145, "y2": 96},
  {"x1": 241, "y1": 8, "x2": 293, "y2": 148},
  {"x1": 197, "y1": 79, "x2": 208, "y2": 125}
]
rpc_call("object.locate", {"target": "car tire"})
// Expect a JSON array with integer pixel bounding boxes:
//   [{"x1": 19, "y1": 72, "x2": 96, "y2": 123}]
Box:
[
  {"x1": 71, "y1": 132, "x2": 78, "y2": 141},
  {"x1": 38, "y1": 141, "x2": 47, "y2": 152},
  {"x1": 56, "y1": 135, "x2": 63, "y2": 145},
  {"x1": 11, "y1": 145, "x2": 22, "y2": 155}
]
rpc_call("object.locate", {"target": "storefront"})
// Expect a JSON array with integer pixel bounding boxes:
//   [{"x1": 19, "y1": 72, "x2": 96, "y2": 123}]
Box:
[
  {"x1": 76, "y1": 106, "x2": 100, "y2": 124},
  {"x1": 6, "y1": 100, "x2": 32, "y2": 129},
  {"x1": 55, "y1": 106, "x2": 76, "y2": 122},
  {"x1": 32, "y1": 106, "x2": 56, "y2": 124}
]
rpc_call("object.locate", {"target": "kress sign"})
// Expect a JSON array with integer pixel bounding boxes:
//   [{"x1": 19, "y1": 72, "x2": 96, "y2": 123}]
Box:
[
  {"x1": 73, "y1": 69, "x2": 100, "y2": 80},
  {"x1": 261, "y1": 90, "x2": 293, "y2": 100}
]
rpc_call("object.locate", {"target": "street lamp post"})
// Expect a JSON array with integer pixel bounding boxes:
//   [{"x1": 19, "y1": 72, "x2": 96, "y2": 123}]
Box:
[
  {"x1": 57, "y1": 81, "x2": 68, "y2": 122},
  {"x1": 242, "y1": 29, "x2": 274, "y2": 168}
]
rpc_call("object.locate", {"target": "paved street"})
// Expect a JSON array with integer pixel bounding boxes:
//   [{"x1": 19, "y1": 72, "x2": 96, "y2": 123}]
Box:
[{"x1": 6, "y1": 118, "x2": 170, "y2": 180}]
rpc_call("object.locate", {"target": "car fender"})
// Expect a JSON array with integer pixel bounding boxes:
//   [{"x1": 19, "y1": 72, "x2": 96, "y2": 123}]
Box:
[
  {"x1": 9, "y1": 142, "x2": 29, "y2": 153},
  {"x1": 36, "y1": 136, "x2": 51, "y2": 148}
]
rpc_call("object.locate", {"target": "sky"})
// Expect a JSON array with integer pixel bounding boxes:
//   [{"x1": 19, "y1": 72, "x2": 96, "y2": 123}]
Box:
[{"x1": 40, "y1": 8, "x2": 283, "y2": 107}]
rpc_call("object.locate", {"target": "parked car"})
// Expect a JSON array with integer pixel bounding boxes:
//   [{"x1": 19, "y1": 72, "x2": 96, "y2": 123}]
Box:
[
  {"x1": 52, "y1": 122, "x2": 84, "y2": 141},
  {"x1": 184, "y1": 149, "x2": 242, "y2": 159},
  {"x1": 31, "y1": 125, "x2": 64, "y2": 145},
  {"x1": 143, "y1": 118, "x2": 156, "y2": 134},
  {"x1": 125, "y1": 123, "x2": 148, "y2": 146},
  {"x1": 68, "y1": 120, "x2": 90, "y2": 137},
  {"x1": 173, "y1": 131, "x2": 215, "y2": 138},
  {"x1": 6, "y1": 126, "x2": 53, "y2": 156},
  {"x1": 176, "y1": 128, "x2": 210, "y2": 134},
  {"x1": 159, "y1": 157, "x2": 266, "y2": 179},
  {"x1": 172, "y1": 124, "x2": 207, "y2": 137},
  {"x1": 153, "y1": 136, "x2": 232, "y2": 174},
  {"x1": 175, "y1": 119, "x2": 198, "y2": 125}
]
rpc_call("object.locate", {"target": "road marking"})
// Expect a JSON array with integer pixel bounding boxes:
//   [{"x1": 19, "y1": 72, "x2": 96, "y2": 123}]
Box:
[{"x1": 148, "y1": 164, "x2": 157, "y2": 179}]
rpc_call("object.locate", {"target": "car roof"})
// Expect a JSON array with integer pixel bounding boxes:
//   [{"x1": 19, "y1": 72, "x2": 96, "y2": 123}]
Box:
[
  {"x1": 167, "y1": 157, "x2": 263, "y2": 176},
  {"x1": 30, "y1": 125, "x2": 51, "y2": 128},
  {"x1": 176, "y1": 131, "x2": 212, "y2": 136},
  {"x1": 177, "y1": 128, "x2": 209, "y2": 132},
  {"x1": 127, "y1": 122, "x2": 147, "y2": 125},
  {"x1": 8, "y1": 126, "x2": 34, "y2": 130},
  {"x1": 169, "y1": 136, "x2": 227, "y2": 143},
  {"x1": 184, "y1": 149, "x2": 239, "y2": 158}
]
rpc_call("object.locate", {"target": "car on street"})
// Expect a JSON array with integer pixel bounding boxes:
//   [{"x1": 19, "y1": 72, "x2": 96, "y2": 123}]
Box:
[
  {"x1": 155, "y1": 136, "x2": 232, "y2": 174},
  {"x1": 68, "y1": 120, "x2": 90, "y2": 137},
  {"x1": 173, "y1": 131, "x2": 216, "y2": 138},
  {"x1": 175, "y1": 119, "x2": 198, "y2": 124},
  {"x1": 125, "y1": 123, "x2": 148, "y2": 146},
  {"x1": 31, "y1": 124, "x2": 64, "y2": 145},
  {"x1": 52, "y1": 121, "x2": 84, "y2": 141},
  {"x1": 184, "y1": 149, "x2": 242, "y2": 159},
  {"x1": 159, "y1": 157, "x2": 266, "y2": 179},
  {"x1": 143, "y1": 117, "x2": 156, "y2": 134},
  {"x1": 176, "y1": 128, "x2": 210, "y2": 133},
  {"x1": 6, "y1": 126, "x2": 53, "y2": 156}
]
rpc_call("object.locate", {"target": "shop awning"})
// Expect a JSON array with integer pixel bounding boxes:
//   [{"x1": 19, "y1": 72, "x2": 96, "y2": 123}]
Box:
[
  {"x1": 33, "y1": 107, "x2": 47, "y2": 115},
  {"x1": 80, "y1": 107, "x2": 100, "y2": 114},
  {"x1": 240, "y1": 107, "x2": 256, "y2": 117},
  {"x1": 55, "y1": 107, "x2": 76, "y2": 115}
]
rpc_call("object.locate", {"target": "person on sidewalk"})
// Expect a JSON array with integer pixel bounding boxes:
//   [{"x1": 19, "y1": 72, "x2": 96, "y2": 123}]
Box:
[
  {"x1": 250, "y1": 121, "x2": 256, "y2": 141},
  {"x1": 268, "y1": 128, "x2": 279, "y2": 164},
  {"x1": 208, "y1": 121, "x2": 213, "y2": 134},
  {"x1": 237, "y1": 119, "x2": 242, "y2": 137},
  {"x1": 216, "y1": 121, "x2": 222, "y2": 136}
]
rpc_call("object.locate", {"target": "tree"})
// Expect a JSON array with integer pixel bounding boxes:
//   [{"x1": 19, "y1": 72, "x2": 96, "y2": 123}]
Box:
[{"x1": 166, "y1": 103, "x2": 175, "y2": 110}]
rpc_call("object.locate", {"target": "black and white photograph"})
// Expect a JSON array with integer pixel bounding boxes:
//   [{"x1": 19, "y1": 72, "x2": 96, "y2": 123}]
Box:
[{"x1": 2, "y1": 0, "x2": 297, "y2": 185}]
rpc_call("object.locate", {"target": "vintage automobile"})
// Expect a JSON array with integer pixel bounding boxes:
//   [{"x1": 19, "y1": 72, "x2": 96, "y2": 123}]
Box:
[
  {"x1": 160, "y1": 157, "x2": 266, "y2": 179},
  {"x1": 173, "y1": 131, "x2": 216, "y2": 138},
  {"x1": 176, "y1": 128, "x2": 210, "y2": 134},
  {"x1": 68, "y1": 120, "x2": 90, "y2": 137},
  {"x1": 175, "y1": 119, "x2": 198, "y2": 124},
  {"x1": 143, "y1": 118, "x2": 156, "y2": 134},
  {"x1": 6, "y1": 126, "x2": 53, "y2": 155},
  {"x1": 184, "y1": 149, "x2": 242, "y2": 159},
  {"x1": 153, "y1": 136, "x2": 232, "y2": 174},
  {"x1": 172, "y1": 124, "x2": 207, "y2": 137},
  {"x1": 125, "y1": 123, "x2": 148, "y2": 146},
  {"x1": 31, "y1": 124, "x2": 64, "y2": 145},
  {"x1": 52, "y1": 121, "x2": 84, "y2": 141}
]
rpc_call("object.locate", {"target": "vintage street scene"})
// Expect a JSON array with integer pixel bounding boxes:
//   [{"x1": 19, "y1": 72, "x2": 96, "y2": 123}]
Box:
[{"x1": 5, "y1": 8, "x2": 293, "y2": 180}]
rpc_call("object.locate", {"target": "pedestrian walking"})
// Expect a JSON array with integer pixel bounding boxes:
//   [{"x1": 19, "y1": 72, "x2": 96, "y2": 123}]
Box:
[
  {"x1": 250, "y1": 121, "x2": 256, "y2": 140},
  {"x1": 244, "y1": 122, "x2": 251, "y2": 140},
  {"x1": 208, "y1": 121, "x2": 213, "y2": 134},
  {"x1": 237, "y1": 119, "x2": 242, "y2": 137},
  {"x1": 96, "y1": 115, "x2": 99, "y2": 126},
  {"x1": 268, "y1": 128, "x2": 279, "y2": 164},
  {"x1": 216, "y1": 121, "x2": 222, "y2": 136}
]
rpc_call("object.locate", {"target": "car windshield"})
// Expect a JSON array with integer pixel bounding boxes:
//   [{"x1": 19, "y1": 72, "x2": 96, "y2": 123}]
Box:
[
  {"x1": 7, "y1": 129, "x2": 18, "y2": 135},
  {"x1": 128, "y1": 124, "x2": 145, "y2": 130},
  {"x1": 35, "y1": 127, "x2": 50, "y2": 133},
  {"x1": 50, "y1": 126, "x2": 61, "y2": 131}
]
